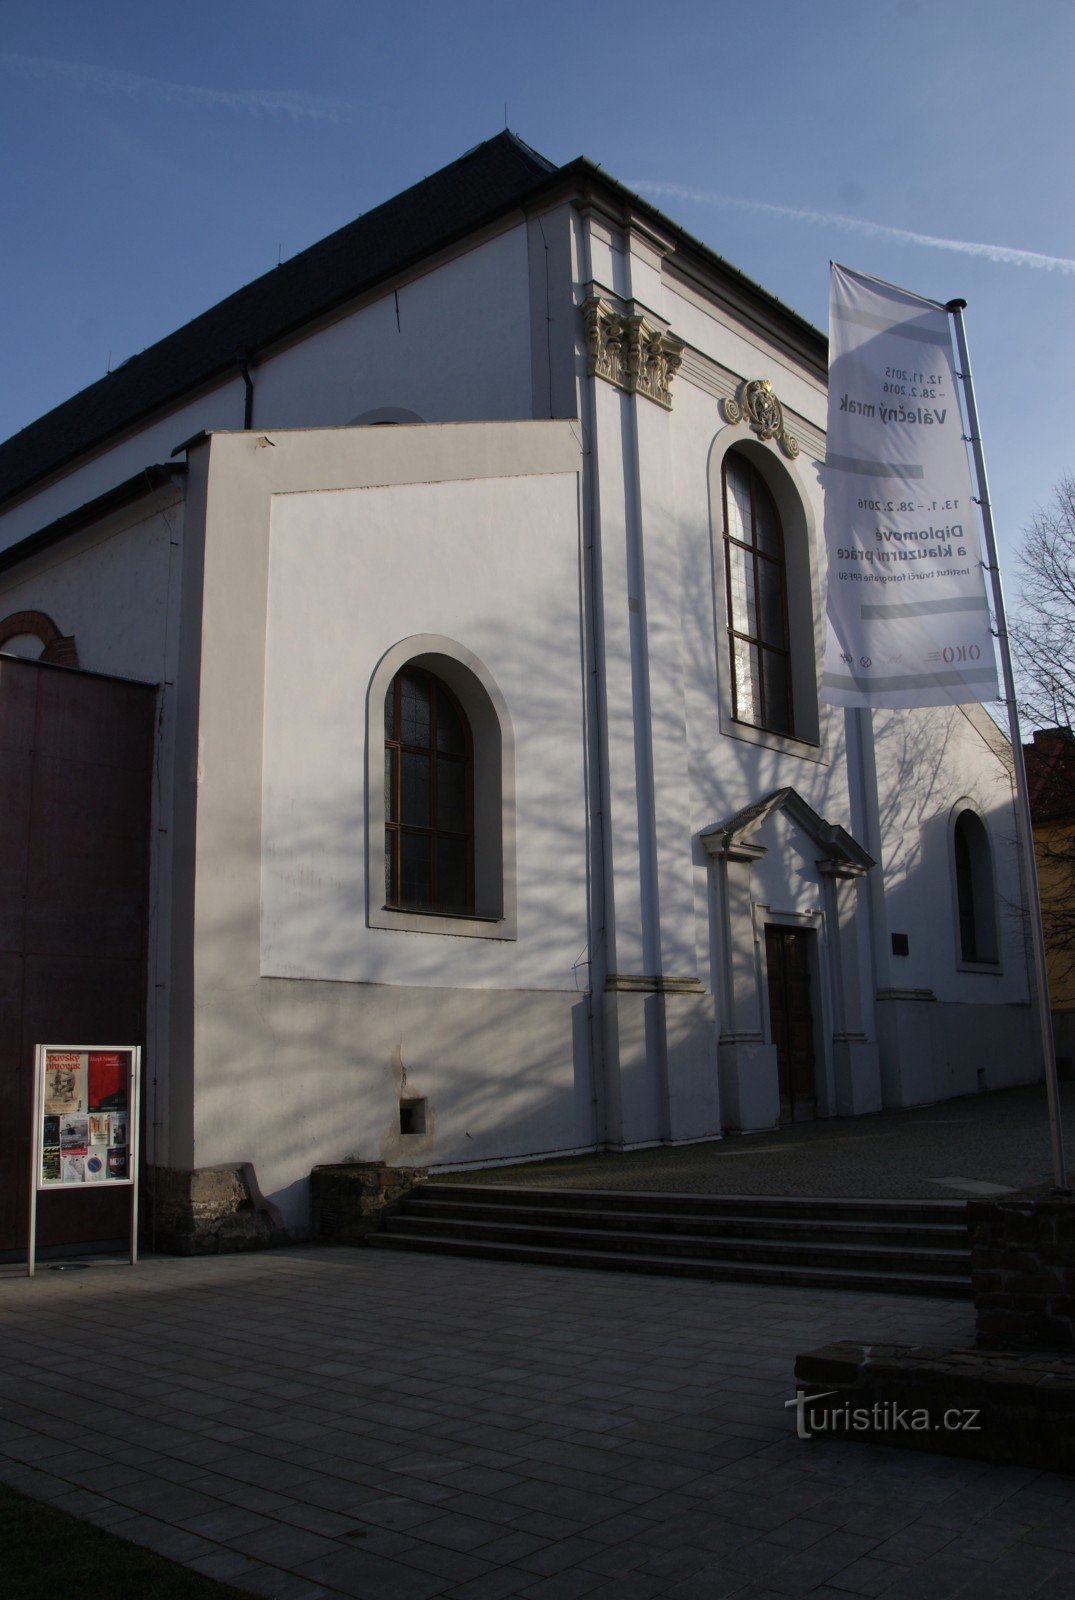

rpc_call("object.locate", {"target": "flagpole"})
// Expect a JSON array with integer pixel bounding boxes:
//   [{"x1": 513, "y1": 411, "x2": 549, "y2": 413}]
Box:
[{"x1": 947, "y1": 298, "x2": 1068, "y2": 1193}]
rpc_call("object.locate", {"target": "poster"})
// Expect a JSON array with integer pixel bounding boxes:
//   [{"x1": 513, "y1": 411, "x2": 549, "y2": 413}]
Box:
[
  {"x1": 84, "y1": 1151, "x2": 108, "y2": 1182},
  {"x1": 44, "y1": 1053, "x2": 85, "y2": 1114},
  {"x1": 821, "y1": 263, "x2": 998, "y2": 709},
  {"x1": 35, "y1": 1046, "x2": 137, "y2": 1189},
  {"x1": 59, "y1": 1113, "x2": 89, "y2": 1147},
  {"x1": 88, "y1": 1052, "x2": 126, "y2": 1110}
]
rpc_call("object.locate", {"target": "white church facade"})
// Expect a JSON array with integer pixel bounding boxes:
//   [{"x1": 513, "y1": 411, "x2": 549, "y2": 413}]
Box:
[{"x1": 0, "y1": 134, "x2": 1036, "y2": 1241}]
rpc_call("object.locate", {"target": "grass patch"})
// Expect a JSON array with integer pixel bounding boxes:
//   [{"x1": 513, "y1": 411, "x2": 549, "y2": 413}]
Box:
[{"x1": 0, "y1": 1479, "x2": 252, "y2": 1600}]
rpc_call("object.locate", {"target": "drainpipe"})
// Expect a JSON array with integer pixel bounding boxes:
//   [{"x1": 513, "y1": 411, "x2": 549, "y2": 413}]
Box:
[{"x1": 236, "y1": 348, "x2": 254, "y2": 430}]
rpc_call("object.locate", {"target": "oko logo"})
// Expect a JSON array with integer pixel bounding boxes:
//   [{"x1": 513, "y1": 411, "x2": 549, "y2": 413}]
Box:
[{"x1": 942, "y1": 644, "x2": 982, "y2": 664}]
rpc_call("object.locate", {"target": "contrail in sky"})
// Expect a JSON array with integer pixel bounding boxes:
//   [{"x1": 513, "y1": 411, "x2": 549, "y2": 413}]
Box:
[
  {"x1": 0, "y1": 53, "x2": 352, "y2": 124},
  {"x1": 630, "y1": 180, "x2": 1075, "y2": 276}
]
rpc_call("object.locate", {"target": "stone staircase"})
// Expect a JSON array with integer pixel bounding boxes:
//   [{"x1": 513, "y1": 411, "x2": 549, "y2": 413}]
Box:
[{"x1": 367, "y1": 1182, "x2": 972, "y2": 1297}]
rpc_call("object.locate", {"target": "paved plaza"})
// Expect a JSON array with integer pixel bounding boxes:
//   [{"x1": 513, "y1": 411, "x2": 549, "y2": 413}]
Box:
[
  {"x1": 2, "y1": 1244, "x2": 1074, "y2": 1600},
  {"x1": 442, "y1": 1082, "x2": 1075, "y2": 1199}
]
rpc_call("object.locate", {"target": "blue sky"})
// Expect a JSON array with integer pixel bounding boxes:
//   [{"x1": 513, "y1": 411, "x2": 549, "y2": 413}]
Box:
[{"x1": 2, "y1": 0, "x2": 1072, "y2": 583}]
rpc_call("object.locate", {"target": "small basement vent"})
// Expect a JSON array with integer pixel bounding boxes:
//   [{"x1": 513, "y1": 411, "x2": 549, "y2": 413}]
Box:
[{"x1": 399, "y1": 1098, "x2": 427, "y2": 1136}]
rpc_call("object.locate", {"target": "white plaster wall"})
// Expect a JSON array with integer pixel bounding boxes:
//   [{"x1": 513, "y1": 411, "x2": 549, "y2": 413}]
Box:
[
  {"x1": 661, "y1": 379, "x2": 854, "y2": 916},
  {"x1": 0, "y1": 224, "x2": 533, "y2": 558},
  {"x1": 666, "y1": 282, "x2": 826, "y2": 431},
  {"x1": 0, "y1": 493, "x2": 182, "y2": 683},
  {"x1": 871, "y1": 705, "x2": 1029, "y2": 1006},
  {"x1": 261, "y1": 471, "x2": 589, "y2": 991},
  {"x1": 183, "y1": 423, "x2": 591, "y2": 1218},
  {"x1": 578, "y1": 211, "x2": 1033, "y2": 1117},
  {"x1": 252, "y1": 225, "x2": 532, "y2": 429},
  {"x1": 0, "y1": 388, "x2": 243, "y2": 560}
]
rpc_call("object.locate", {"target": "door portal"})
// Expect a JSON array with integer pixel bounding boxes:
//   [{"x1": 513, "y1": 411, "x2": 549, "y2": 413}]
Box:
[{"x1": 764, "y1": 926, "x2": 817, "y2": 1124}]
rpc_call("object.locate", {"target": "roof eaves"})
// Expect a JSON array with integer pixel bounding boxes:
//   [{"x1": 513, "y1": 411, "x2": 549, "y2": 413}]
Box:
[
  {"x1": 0, "y1": 463, "x2": 186, "y2": 576},
  {"x1": 552, "y1": 157, "x2": 827, "y2": 370}
]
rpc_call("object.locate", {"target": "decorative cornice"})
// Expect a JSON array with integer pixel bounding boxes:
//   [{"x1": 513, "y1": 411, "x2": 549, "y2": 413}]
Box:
[
  {"x1": 581, "y1": 294, "x2": 684, "y2": 410},
  {"x1": 721, "y1": 378, "x2": 799, "y2": 458},
  {"x1": 700, "y1": 787, "x2": 874, "y2": 875}
]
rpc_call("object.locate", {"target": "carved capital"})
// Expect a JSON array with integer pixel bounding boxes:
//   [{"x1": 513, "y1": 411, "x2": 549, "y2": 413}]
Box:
[
  {"x1": 721, "y1": 377, "x2": 799, "y2": 458},
  {"x1": 581, "y1": 296, "x2": 684, "y2": 410}
]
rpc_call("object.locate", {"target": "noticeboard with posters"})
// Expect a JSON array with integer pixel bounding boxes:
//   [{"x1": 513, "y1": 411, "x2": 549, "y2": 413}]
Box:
[{"x1": 29, "y1": 1045, "x2": 141, "y2": 1274}]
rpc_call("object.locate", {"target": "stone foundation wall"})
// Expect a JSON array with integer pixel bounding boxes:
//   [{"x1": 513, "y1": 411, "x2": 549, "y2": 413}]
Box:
[
  {"x1": 310, "y1": 1162, "x2": 427, "y2": 1243},
  {"x1": 968, "y1": 1187, "x2": 1075, "y2": 1350},
  {"x1": 149, "y1": 1164, "x2": 281, "y2": 1255},
  {"x1": 795, "y1": 1341, "x2": 1075, "y2": 1473}
]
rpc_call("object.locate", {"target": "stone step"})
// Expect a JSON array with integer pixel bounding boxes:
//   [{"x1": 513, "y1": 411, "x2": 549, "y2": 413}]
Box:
[
  {"x1": 367, "y1": 1230, "x2": 971, "y2": 1297},
  {"x1": 372, "y1": 1181, "x2": 973, "y2": 1296},
  {"x1": 401, "y1": 1196, "x2": 967, "y2": 1248},
  {"x1": 419, "y1": 1183, "x2": 965, "y2": 1226},
  {"x1": 380, "y1": 1212, "x2": 969, "y2": 1276}
]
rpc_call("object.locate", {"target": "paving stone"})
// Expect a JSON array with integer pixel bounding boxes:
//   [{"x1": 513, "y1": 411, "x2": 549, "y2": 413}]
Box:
[
  {"x1": 224, "y1": 1521, "x2": 343, "y2": 1566},
  {"x1": 417, "y1": 1510, "x2": 526, "y2": 1553},
  {"x1": 516, "y1": 1569, "x2": 611, "y2": 1600},
  {"x1": 4, "y1": 1215, "x2": 1075, "y2": 1600},
  {"x1": 444, "y1": 1569, "x2": 535, "y2": 1600},
  {"x1": 295, "y1": 1544, "x2": 451, "y2": 1599},
  {"x1": 514, "y1": 1536, "x2": 611, "y2": 1576},
  {"x1": 823, "y1": 1555, "x2": 909, "y2": 1596}
]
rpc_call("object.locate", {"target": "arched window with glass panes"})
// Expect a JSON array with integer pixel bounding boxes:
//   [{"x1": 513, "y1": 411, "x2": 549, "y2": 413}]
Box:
[
  {"x1": 722, "y1": 452, "x2": 793, "y2": 736},
  {"x1": 384, "y1": 667, "x2": 473, "y2": 914},
  {"x1": 953, "y1": 808, "x2": 998, "y2": 965}
]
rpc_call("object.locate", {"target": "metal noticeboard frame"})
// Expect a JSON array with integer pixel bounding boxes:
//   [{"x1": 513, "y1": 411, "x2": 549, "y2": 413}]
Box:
[{"x1": 28, "y1": 1044, "x2": 142, "y2": 1278}]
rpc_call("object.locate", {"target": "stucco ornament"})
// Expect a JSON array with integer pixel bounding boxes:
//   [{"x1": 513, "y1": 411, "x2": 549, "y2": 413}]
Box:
[
  {"x1": 581, "y1": 296, "x2": 684, "y2": 410},
  {"x1": 721, "y1": 378, "x2": 800, "y2": 458}
]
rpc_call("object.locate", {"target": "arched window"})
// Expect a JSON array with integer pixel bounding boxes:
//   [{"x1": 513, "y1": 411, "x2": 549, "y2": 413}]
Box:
[
  {"x1": 722, "y1": 453, "x2": 793, "y2": 735},
  {"x1": 384, "y1": 666, "x2": 473, "y2": 914},
  {"x1": 0, "y1": 609, "x2": 79, "y2": 667},
  {"x1": 953, "y1": 809, "x2": 998, "y2": 964}
]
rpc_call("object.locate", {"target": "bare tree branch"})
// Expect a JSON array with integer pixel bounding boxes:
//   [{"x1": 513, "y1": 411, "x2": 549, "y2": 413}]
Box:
[{"x1": 1014, "y1": 475, "x2": 1075, "y2": 973}]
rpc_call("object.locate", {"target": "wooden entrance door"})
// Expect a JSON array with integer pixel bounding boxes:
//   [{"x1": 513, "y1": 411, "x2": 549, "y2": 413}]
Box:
[{"x1": 764, "y1": 926, "x2": 817, "y2": 1124}]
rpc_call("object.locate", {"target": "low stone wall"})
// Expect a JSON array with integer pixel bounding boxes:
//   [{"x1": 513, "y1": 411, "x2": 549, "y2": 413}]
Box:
[
  {"x1": 968, "y1": 1186, "x2": 1075, "y2": 1350},
  {"x1": 149, "y1": 1163, "x2": 280, "y2": 1255},
  {"x1": 310, "y1": 1161, "x2": 427, "y2": 1243},
  {"x1": 794, "y1": 1341, "x2": 1075, "y2": 1473}
]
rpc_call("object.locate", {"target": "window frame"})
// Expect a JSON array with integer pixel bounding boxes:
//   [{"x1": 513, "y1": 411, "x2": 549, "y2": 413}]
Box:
[
  {"x1": 366, "y1": 635, "x2": 517, "y2": 940},
  {"x1": 722, "y1": 452, "x2": 794, "y2": 736},
  {"x1": 708, "y1": 430, "x2": 827, "y2": 763},
  {"x1": 384, "y1": 666, "x2": 475, "y2": 916},
  {"x1": 951, "y1": 806, "x2": 1001, "y2": 971}
]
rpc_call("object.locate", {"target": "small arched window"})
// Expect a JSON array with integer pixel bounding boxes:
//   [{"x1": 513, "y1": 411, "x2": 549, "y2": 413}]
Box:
[
  {"x1": 722, "y1": 453, "x2": 793, "y2": 735},
  {"x1": 384, "y1": 666, "x2": 473, "y2": 914},
  {"x1": 0, "y1": 609, "x2": 78, "y2": 667},
  {"x1": 953, "y1": 809, "x2": 998, "y2": 964}
]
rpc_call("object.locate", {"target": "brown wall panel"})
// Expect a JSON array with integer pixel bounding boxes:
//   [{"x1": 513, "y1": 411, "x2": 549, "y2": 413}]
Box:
[{"x1": 0, "y1": 659, "x2": 155, "y2": 1255}]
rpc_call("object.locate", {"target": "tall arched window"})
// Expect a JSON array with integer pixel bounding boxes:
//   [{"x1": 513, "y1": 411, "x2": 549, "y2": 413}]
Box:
[
  {"x1": 722, "y1": 452, "x2": 793, "y2": 735},
  {"x1": 384, "y1": 666, "x2": 473, "y2": 914},
  {"x1": 953, "y1": 809, "x2": 998, "y2": 964}
]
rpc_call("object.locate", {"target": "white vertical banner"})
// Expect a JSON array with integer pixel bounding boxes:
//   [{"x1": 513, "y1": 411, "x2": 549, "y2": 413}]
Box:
[{"x1": 822, "y1": 263, "x2": 998, "y2": 708}]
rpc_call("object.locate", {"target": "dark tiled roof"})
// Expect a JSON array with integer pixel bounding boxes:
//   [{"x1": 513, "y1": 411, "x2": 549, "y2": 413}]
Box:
[
  {"x1": 1, "y1": 131, "x2": 827, "y2": 515},
  {"x1": 0, "y1": 132, "x2": 557, "y2": 508}
]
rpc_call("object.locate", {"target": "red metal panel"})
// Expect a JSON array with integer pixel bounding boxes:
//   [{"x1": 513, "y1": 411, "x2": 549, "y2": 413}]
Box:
[
  {"x1": 0, "y1": 952, "x2": 25, "y2": 1244},
  {"x1": 0, "y1": 661, "x2": 155, "y2": 1254},
  {"x1": 0, "y1": 661, "x2": 35, "y2": 954}
]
